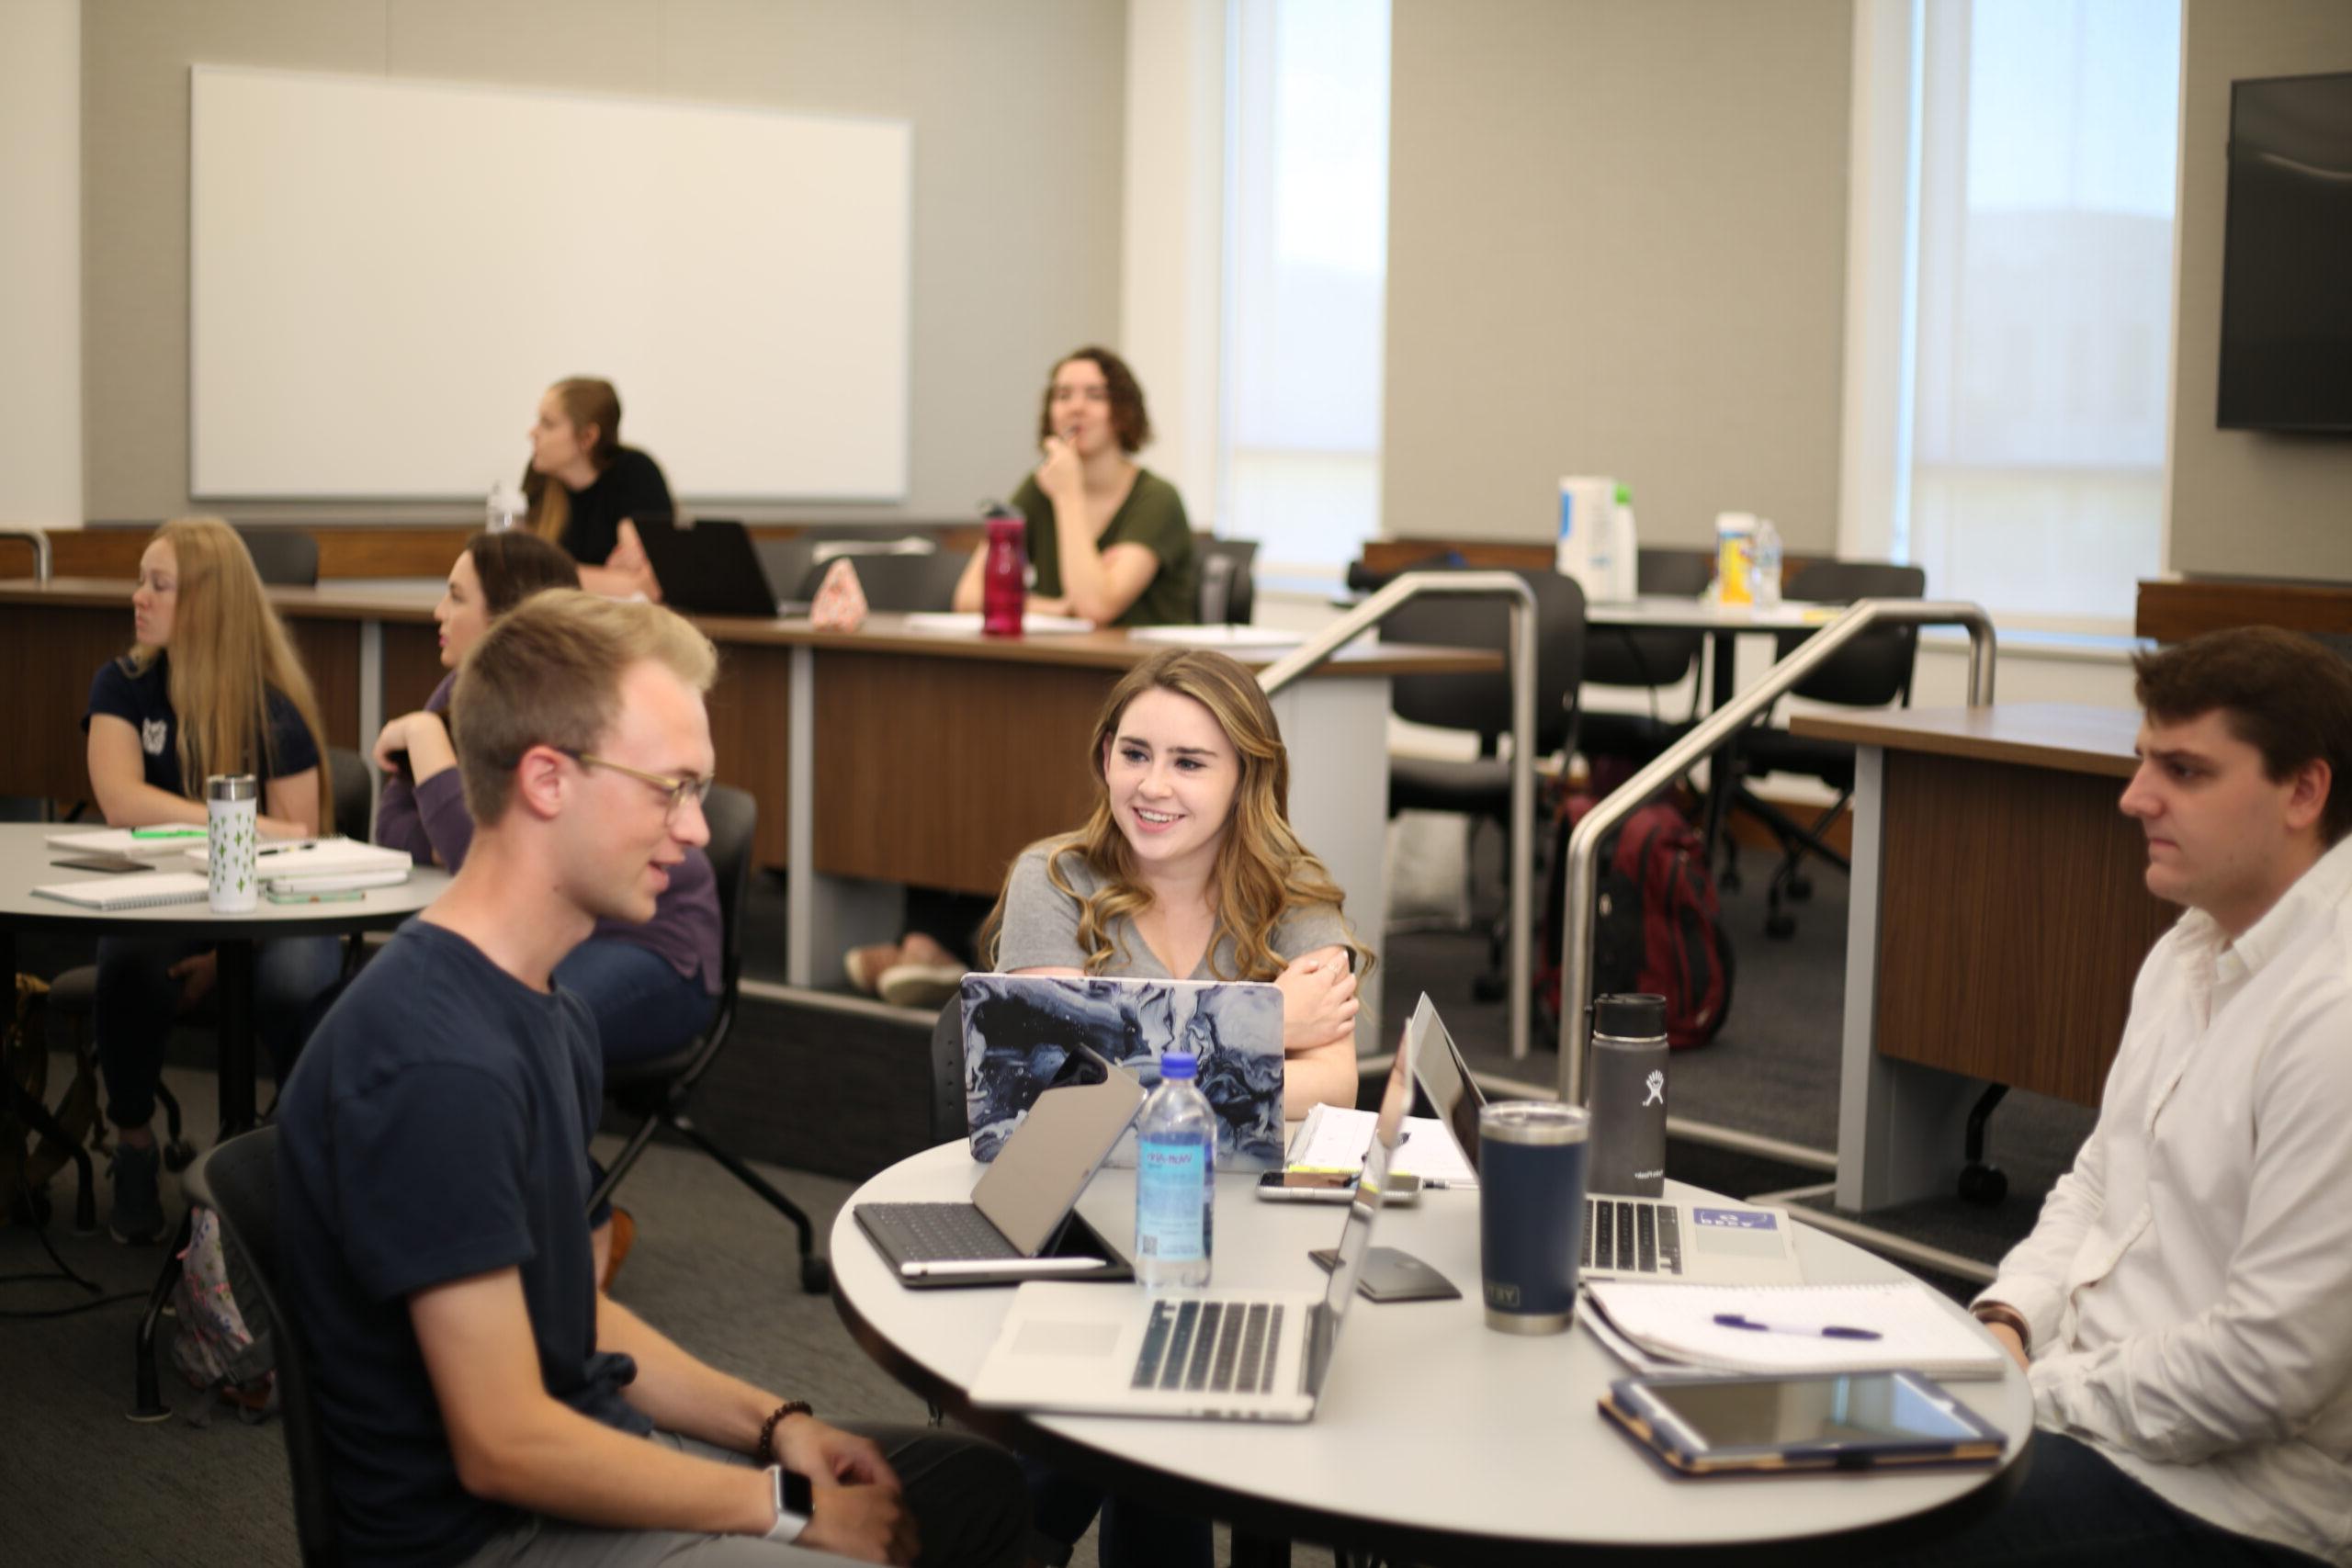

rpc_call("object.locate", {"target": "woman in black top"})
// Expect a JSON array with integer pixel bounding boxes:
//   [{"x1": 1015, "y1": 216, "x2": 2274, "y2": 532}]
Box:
[{"x1": 523, "y1": 377, "x2": 673, "y2": 598}]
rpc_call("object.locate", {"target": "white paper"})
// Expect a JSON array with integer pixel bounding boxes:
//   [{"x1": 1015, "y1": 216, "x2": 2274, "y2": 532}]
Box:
[
  {"x1": 1285, "y1": 1104, "x2": 1479, "y2": 1189},
  {"x1": 33, "y1": 873, "x2": 213, "y2": 910},
  {"x1": 1579, "y1": 1280, "x2": 2007, "y2": 1379},
  {"x1": 1126, "y1": 625, "x2": 1304, "y2": 649},
  {"x1": 899, "y1": 612, "x2": 1096, "y2": 635}
]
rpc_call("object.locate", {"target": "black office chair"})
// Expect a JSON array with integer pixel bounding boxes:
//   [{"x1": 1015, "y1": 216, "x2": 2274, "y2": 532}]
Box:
[
  {"x1": 930, "y1": 1000, "x2": 967, "y2": 1146},
  {"x1": 794, "y1": 549, "x2": 965, "y2": 614},
  {"x1": 1724, "y1": 559, "x2": 1927, "y2": 938},
  {"x1": 183, "y1": 1126, "x2": 341, "y2": 1568},
  {"x1": 1195, "y1": 536, "x2": 1259, "y2": 625},
  {"x1": 1385, "y1": 568, "x2": 1588, "y2": 998},
  {"x1": 591, "y1": 784, "x2": 831, "y2": 1293},
  {"x1": 1578, "y1": 548, "x2": 1713, "y2": 776},
  {"x1": 232, "y1": 527, "x2": 321, "y2": 587}
]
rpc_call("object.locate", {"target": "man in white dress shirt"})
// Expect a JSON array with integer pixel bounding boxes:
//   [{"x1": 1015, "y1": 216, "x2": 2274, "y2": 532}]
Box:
[{"x1": 1902, "y1": 627, "x2": 2352, "y2": 1566}]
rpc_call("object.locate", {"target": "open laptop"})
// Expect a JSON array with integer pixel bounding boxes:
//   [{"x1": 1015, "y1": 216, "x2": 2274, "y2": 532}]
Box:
[
  {"x1": 855, "y1": 1048, "x2": 1144, "y2": 1288},
  {"x1": 961, "y1": 974, "x2": 1285, "y2": 1171},
  {"x1": 1406, "y1": 994, "x2": 1804, "y2": 1286},
  {"x1": 967, "y1": 998, "x2": 1424, "y2": 1423},
  {"x1": 632, "y1": 518, "x2": 786, "y2": 617}
]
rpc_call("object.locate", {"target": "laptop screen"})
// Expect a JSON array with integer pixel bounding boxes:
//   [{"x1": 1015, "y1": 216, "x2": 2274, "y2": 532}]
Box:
[
  {"x1": 1317, "y1": 1003, "x2": 1423, "y2": 1324},
  {"x1": 1406, "y1": 993, "x2": 1487, "y2": 1177}
]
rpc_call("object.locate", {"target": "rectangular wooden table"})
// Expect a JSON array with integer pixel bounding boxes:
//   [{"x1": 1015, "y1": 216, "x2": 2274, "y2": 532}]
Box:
[
  {"x1": 1791, "y1": 704, "x2": 2176, "y2": 1210},
  {"x1": 5, "y1": 582, "x2": 1494, "y2": 1045}
]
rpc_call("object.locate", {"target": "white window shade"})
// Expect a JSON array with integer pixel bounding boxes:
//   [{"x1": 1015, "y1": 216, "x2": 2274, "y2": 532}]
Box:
[
  {"x1": 1221, "y1": 0, "x2": 1390, "y2": 570},
  {"x1": 1903, "y1": 0, "x2": 2179, "y2": 629}
]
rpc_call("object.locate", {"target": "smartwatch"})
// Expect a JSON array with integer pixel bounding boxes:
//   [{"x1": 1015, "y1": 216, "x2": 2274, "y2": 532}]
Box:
[{"x1": 765, "y1": 1464, "x2": 814, "y2": 1544}]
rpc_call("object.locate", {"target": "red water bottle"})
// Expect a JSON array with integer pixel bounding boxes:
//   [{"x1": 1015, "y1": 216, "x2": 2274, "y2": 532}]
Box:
[{"x1": 982, "y1": 513, "x2": 1026, "y2": 637}]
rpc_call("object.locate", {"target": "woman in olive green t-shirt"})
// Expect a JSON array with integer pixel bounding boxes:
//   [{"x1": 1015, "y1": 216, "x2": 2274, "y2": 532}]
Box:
[{"x1": 952, "y1": 345, "x2": 1199, "y2": 629}]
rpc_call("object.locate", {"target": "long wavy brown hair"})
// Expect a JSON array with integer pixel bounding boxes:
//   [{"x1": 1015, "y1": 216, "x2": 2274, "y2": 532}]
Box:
[
  {"x1": 982, "y1": 648, "x2": 1368, "y2": 981},
  {"x1": 129, "y1": 517, "x2": 332, "y2": 828},
  {"x1": 523, "y1": 376, "x2": 623, "y2": 547}
]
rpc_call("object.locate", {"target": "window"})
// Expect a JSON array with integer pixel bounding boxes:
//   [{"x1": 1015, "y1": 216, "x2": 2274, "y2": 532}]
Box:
[
  {"x1": 1219, "y1": 0, "x2": 1391, "y2": 573},
  {"x1": 1853, "y1": 0, "x2": 2180, "y2": 630}
]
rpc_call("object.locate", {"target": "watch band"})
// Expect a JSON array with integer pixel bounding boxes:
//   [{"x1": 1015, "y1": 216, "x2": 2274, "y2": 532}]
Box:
[
  {"x1": 1972, "y1": 1302, "x2": 2030, "y2": 1355},
  {"x1": 765, "y1": 1464, "x2": 813, "y2": 1544}
]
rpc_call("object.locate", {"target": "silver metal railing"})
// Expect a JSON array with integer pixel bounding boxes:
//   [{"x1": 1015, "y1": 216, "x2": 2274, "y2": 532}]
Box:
[
  {"x1": 1260, "y1": 572, "x2": 1543, "y2": 1059},
  {"x1": 0, "y1": 526, "x2": 52, "y2": 581},
  {"x1": 1557, "y1": 599, "x2": 1997, "y2": 1103}
]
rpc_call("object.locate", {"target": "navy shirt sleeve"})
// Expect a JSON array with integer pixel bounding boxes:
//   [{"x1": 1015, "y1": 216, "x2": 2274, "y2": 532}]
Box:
[
  {"x1": 335, "y1": 1061, "x2": 538, "y2": 1303},
  {"x1": 85, "y1": 658, "x2": 143, "y2": 728}
]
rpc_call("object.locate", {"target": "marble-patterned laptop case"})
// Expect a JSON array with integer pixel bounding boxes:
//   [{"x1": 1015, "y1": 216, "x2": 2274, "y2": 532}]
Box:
[{"x1": 960, "y1": 974, "x2": 1285, "y2": 1170}]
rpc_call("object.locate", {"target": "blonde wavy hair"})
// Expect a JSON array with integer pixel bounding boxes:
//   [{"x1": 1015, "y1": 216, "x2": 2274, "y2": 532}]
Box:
[
  {"x1": 982, "y1": 648, "x2": 1369, "y2": 981},
  {"x1": 129, "y1": 518, "x2": 332, "y2": 828}
]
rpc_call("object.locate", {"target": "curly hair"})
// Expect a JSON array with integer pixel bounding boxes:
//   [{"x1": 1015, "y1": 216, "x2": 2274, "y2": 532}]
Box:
[
  {"x1": 1035, "y1": 345, "x2": 1152, "y2": 454},
  {"x1": 982, "y1": 648, "x2": 1368, "y2": 981}
]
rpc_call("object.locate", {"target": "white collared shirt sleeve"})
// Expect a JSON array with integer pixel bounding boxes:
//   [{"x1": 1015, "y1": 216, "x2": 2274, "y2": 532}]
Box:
[{"x1": 1976, "y1": 1115, "x2": 2109, "y2": 1353}]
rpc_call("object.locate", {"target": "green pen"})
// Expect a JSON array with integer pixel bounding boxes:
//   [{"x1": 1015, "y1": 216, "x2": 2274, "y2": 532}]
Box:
[{"x1": 130, "y1": 826, "x2": 209, "y2": 839}]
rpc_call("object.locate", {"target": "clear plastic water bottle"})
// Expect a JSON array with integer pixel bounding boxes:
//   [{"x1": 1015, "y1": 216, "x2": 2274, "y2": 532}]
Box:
[
  {"x1": 1134, "y1": 1051, "x2": 1214, "y2": 1292},
  {"x1": 1753, "y1": 517, "x2": 1784, "y2": 608}
]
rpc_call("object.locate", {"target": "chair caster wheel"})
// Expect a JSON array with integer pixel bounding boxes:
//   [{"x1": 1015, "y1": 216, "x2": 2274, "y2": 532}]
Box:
[
  {"x1": 1789, "y1": 875, "x2": 1815, "y2": 902},
  {"x1": 162, "y1": 1138, "x2": 198, "y2": 1173},
  {"x1": 1765, "y1": 912, "x2": 1796, "y2": 940},
  {"x1": 1958, "y1": 1163, "x2": 2007, "y2": 1206},
  {"x1": 799, "y1": 1256, "x2": 832, "y2": 1295}
]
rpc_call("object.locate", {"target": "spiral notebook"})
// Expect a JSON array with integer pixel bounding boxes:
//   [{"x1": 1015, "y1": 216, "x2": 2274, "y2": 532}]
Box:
[
  {"x1": 34, "y1": 873, "x2": 212, "y2": 911},
  {"x1": 1579, "y1": 1280, "x2": 2008, "y2": 1380}
]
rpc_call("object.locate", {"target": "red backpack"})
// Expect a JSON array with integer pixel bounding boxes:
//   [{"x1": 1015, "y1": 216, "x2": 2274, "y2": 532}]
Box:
[{"x1": 1539, "y1": 792, "x2": 1734, "y2": 1050}]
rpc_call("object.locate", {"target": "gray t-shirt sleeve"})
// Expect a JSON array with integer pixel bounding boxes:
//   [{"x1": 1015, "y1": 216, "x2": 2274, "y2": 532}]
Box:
[
  {"x1": 1272, "y1": 900, "x2": 1355, "y2": 966},
  {"x1": 994, "y1": 846, "x2": 1090, "y2": 972}
]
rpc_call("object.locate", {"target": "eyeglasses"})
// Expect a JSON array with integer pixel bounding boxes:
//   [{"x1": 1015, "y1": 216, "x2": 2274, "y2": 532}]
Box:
[{"x1": 560, "y1": 749, "x2": 715, "y2": 820}]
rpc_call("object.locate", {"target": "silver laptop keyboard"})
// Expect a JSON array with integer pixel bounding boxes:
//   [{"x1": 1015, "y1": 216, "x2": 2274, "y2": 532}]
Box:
[
  {"x1": 1131, "y1": 1300, "x2": 1284, "y2": 1395},
  {"x1": 1583, "y1": 1197, "x2": 1683, "y2": 1276},
  {"x1": 859, "y1": 1202, "x2": 1017, "y2": 1262}
]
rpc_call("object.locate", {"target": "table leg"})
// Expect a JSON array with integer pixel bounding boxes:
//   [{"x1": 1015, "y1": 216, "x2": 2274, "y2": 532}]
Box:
[
  {"x1": 1698, "y1": 628, "x2": 1740, "y2": 874},
  {"x1": 1836, "y1": 745, "x2": 1982, "y2": 1209},
  {"x1": 215, "y1": 940, "x2": 258, "y2": 1136},
  {"x1": 1229, "y1": 1534, "x2": 1290, "y2": 1568}
]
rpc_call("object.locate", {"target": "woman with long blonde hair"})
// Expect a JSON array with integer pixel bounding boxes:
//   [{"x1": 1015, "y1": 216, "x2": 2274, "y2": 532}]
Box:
[
  {"x1": 83, "y1": 517, "x2": 341, "y2": 1242},
  {"x1": 982, "y1": 646, "x2": 1368, "y2": 1115},
  {"x1": 981, "y1": 648, "x2": 1365, "y2": 1568}
]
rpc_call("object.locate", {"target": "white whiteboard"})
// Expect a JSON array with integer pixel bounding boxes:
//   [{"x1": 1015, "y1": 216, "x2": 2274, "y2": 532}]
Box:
[{"x1": 189, "y1": 66, "x2": 910, "y2": 502}]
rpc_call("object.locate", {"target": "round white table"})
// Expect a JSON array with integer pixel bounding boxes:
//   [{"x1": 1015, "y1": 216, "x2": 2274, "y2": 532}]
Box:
[
  {"x1": 830, "y1": 1142, "x2": 2034, "y2": 1565},
  {"x1": 0, "y1": 822, "x2": 449, "y2": 1134},
  {"x1": 1, "y1": 821, "x2": 449, "y2": 1416}
]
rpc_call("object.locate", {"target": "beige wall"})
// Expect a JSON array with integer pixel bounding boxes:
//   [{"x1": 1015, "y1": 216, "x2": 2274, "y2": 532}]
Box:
[
  {"x1": 2166, "y1": 0, "x2": 2352, "y2": 584},
  {"x1": 80, "y1": 0, "x2": 1126, "y2": 524},
  {"x1": 1382, "y1": 0, "x2": 1852, "y2": 552}
]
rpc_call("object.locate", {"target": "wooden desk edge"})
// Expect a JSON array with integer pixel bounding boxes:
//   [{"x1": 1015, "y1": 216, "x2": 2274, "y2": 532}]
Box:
[{"x1": 1792, "y1": 707, "x2": 2141, "y2": 780}]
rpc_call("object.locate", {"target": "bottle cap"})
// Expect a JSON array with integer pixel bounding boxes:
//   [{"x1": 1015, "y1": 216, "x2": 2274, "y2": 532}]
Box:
[
  {"x1": 1158, "y1": 1051, "x2": 1197, "y2": 1080},
  {"x1": 1592, "y1": 994, "x2": 1667, "y2": 1042},
  {"x1": 1614, "y1": 483, "x2": 1632, "y2": 504}
]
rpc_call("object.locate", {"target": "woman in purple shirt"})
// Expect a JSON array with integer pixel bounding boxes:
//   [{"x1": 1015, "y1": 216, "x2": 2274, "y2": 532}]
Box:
[{"x1": 372, "y1": 531, "x2": 722, "y2": 1066}]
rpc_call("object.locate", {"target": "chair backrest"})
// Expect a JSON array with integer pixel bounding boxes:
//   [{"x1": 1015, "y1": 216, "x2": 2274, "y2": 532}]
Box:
[
  {"x1": 930, "y1": 999, "x2": 967, "y2": 1145},
  {"x1": 1195, "y1": 536, "x2": 1259, "y2": 625},
  {"x1": 1582, "y1": 548, "x2": 1713, "y2": 690},
  {"x1": 1775, "y1": 559, "x2": 1928, "y2": 709},
  {"x1": 1383, "y1": 568, "x2": 1588, "y2": 754},
  {"x1": 796, "y1": 550, "x2": 965, "y2": 613},
  {"x1": 664, "y1": 783, "x2": 757, "y2": 1091},
  {"x1": 232, "y1": 527, "x2": 321, "y2": 587},
  {"x1": 326, "y1": 747, "x2": 373, "y2": 842},
  {"x1": 182, "y1": 1127, "x2": 339, "y2": 1568}
]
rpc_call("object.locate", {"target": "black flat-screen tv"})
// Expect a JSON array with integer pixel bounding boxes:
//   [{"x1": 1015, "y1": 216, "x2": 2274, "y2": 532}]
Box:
[{"x1": 2217, "y1": 72, "x2": 2352, "y2": 433}]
